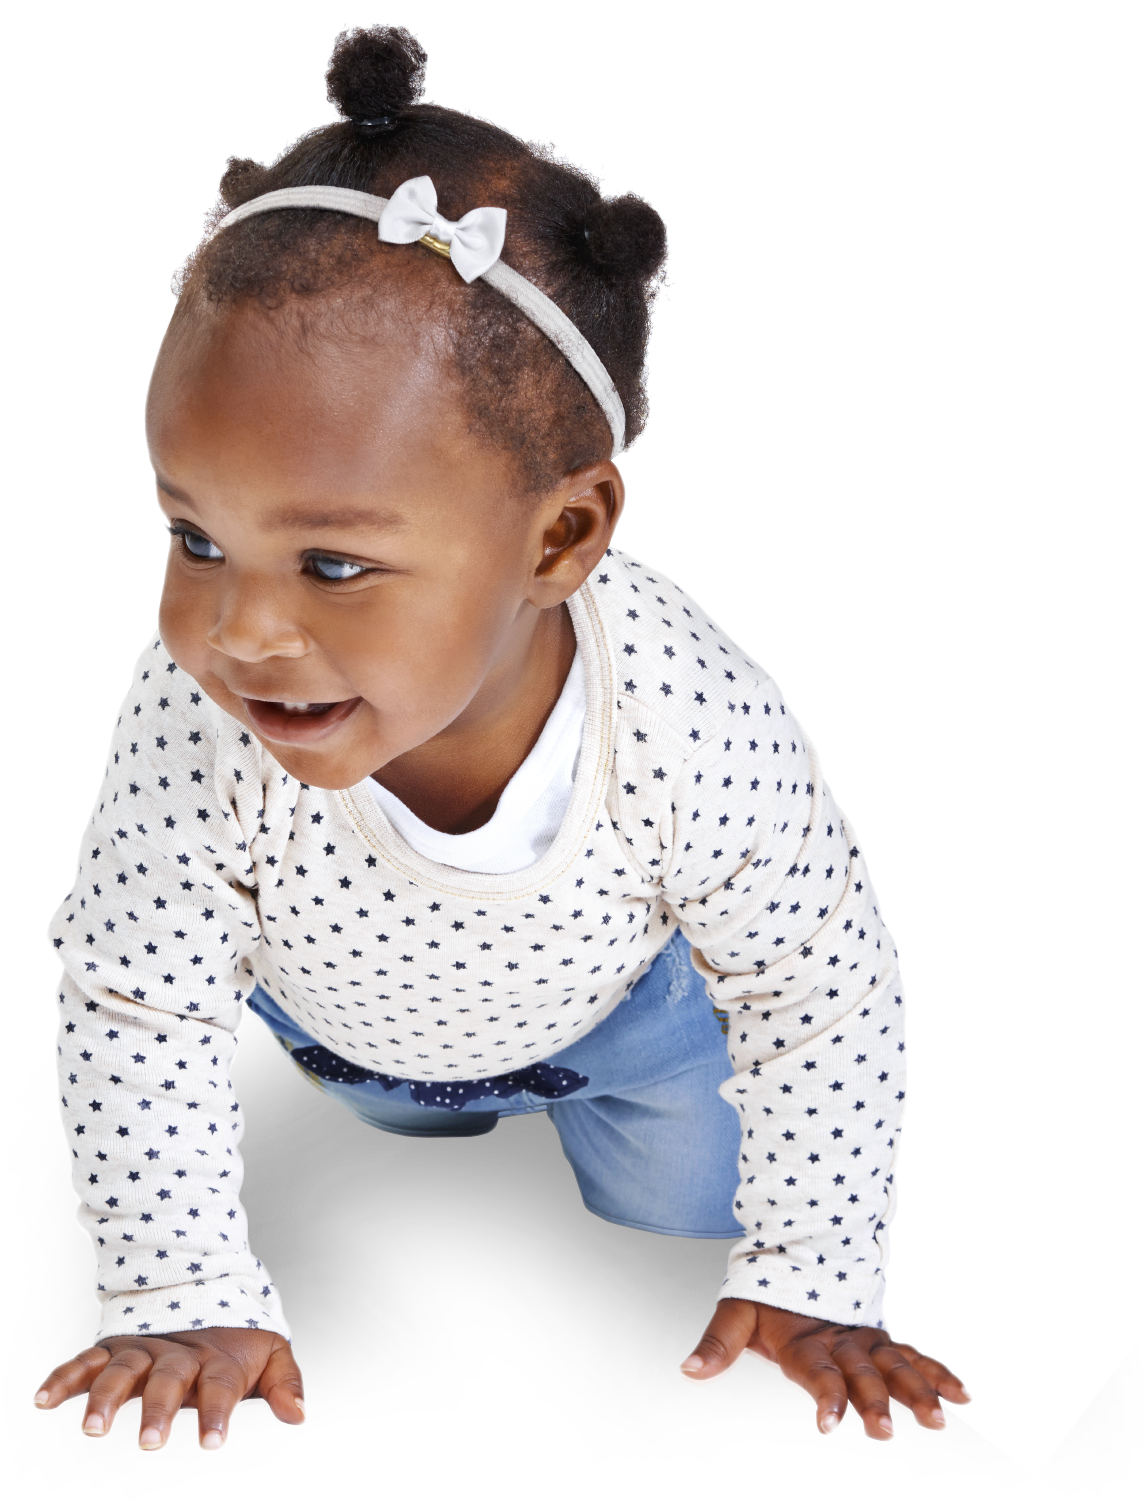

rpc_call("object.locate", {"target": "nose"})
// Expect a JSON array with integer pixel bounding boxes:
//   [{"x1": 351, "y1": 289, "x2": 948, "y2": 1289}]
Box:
[{"x1": 205, "y1": 579, "x2": 308, "y2": 663}]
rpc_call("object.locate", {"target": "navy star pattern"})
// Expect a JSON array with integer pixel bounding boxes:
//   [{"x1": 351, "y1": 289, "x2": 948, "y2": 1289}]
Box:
[{"x1": 50, "y1": 548, "x2": 905, "y2": 1337}]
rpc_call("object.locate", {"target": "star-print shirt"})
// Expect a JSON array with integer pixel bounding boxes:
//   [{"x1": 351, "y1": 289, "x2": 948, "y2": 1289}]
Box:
[{"x1": 50, "y1": 549, "x2": 906, "y2": 1341}]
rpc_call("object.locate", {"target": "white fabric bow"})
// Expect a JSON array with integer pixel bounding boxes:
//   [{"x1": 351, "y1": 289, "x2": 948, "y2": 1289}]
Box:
[{"x1": 377, "y1": 176, "x2": 507, "y2": 283}]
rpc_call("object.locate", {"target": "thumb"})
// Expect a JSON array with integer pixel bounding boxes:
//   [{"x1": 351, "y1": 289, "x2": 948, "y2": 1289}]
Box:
[
  {"x1": 256, "y1": 1338, "x2": 306, "y2": 1425},
  {"x1": 681, "y1": 1298, "x2": 759, "y2": 1380}
]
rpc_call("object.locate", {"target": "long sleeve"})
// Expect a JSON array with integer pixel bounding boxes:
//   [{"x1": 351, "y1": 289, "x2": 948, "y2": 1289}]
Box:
[
  {"x1": 660, "y1": 690, "x2": 906, "y2": 1327},
  {"x1": 49, "y1": 639, "x2": 289, "y2": 1339}
]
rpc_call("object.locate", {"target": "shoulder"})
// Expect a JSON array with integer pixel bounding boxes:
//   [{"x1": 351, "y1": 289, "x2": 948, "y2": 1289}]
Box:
[
  {"x1": 587, "y1": 548, "x2": 778, "y2": 748},
  {"x1": 594, "y1": 553, "x2": 796, "y2": 876}
]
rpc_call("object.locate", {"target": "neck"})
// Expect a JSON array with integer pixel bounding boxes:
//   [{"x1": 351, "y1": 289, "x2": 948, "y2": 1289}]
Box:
[{"x1": 371, "y1": 600, "x2": 577, "y2": 833}]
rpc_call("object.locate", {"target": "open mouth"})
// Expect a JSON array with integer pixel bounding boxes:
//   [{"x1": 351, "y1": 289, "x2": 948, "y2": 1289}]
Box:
[
  {"x1": 279, "y1": 701, "x2": 338, "y2": 716},
  {"x1": 243, "y1": 696, "x2": 362, "y2": 744}
]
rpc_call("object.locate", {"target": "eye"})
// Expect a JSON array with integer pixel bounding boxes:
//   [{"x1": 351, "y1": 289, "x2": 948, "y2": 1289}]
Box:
[
  {"x1": 309, "y1": 555, "x2": 369, "y2": 581},
  {"x1": 169, "y1": 526, "x2": 223, "y2": 560},
  {"x1": 184, "y1": 531, "x2": 223, "y2": 560}
]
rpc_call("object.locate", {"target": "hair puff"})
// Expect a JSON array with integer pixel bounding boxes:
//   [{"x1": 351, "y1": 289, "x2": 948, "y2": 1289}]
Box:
[
  {"x1": 577, "y1": 195, "x2": 667, "y2": 283},
  {"x1": 219, "y1": 157, "x2": 268, "y2": 209},
  {"x1": 326, "y1": 25, "x2": 427, "y2": 122}
]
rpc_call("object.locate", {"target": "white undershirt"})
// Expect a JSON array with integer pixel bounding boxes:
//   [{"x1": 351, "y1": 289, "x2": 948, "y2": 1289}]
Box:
[{"x1": 367, "y1": 651, "x2": 586, "y2": 875}]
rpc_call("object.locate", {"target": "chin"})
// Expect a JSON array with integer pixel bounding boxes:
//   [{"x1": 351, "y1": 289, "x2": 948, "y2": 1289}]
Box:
[{"x1": 264, "y1": 746, "x2": 365, "y2": 791}]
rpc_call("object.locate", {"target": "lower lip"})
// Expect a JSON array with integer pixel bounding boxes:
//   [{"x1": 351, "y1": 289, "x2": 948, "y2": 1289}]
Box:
[{"x1": 243, "y1": 697, "x2": 362, "y2": 745}]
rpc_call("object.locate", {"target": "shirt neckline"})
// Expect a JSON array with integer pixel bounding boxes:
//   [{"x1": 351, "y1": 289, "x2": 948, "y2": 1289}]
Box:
[
  {"x1": 365, "y1": 648, "x2": 585, "y2": 874},
  {"x1": 337, "y1": 580, "x2": 616, "y2": 900}
]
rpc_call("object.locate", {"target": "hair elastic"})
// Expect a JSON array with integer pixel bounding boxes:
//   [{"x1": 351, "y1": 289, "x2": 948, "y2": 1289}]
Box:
[{"x1": 215, "y1": 178, "x2": 627, "y2": 456}]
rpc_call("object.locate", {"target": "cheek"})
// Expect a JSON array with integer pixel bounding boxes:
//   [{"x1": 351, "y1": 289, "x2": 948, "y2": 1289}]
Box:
[
  {"x1": 349, "y1": 585, "x2": 504, "y2": 699},
  {"x1": 338, "y1": 573, "x2": 524, "y2": 736},
  {"x1": 157, "y1": 560, "x2": 213, "y2": 677}
]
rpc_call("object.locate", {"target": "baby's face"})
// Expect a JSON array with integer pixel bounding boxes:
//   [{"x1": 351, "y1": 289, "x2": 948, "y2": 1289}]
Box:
[{"x1": 146, "y1": 299, "x2": 558, "y2": 791}]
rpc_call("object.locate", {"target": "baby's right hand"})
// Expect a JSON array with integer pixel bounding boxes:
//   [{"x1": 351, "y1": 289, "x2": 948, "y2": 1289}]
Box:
[{"x1": 32, "y1": 1327, "x2": 304, "y2": 1449}]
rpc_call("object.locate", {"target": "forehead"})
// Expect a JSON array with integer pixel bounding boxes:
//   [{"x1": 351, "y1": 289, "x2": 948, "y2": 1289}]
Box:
[
  {"x1": 151, "y1": 294, "x2": 459, "y2": 453},
  {"x1": 151, "y1": 294, "x2": 449, "y2": 434},
  {"x1": 146, "y1": 295, "x2": 503, "y2": 511}
]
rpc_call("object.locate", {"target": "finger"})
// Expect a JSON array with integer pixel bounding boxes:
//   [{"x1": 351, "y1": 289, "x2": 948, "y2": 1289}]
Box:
[
  {"x1": 256, "y1": 1340, "x2": 306, "y2": 1426},
  {"x1": 82, "y1": 1348, "x2": 154, "y2": 1438},
  {"x1": 870, "y1": 1343, "x2": 945, "y2": 1429},
  {"x1": 817, "y1": 1339, "x2": 913, "y2": 1441},
  {"x1": 681, "y1": 1298, "x2": 759, "y2": 1379},
  {"x1": 137, "y1": 1347, "x2": 203, "y2": 1451},
  {"x1": 781, "y1": 1345, "x2": 853, "y2": 1435},
  {"x1": 883, "y1": 1345, "x2": 973, "y2": 1399},
  {"x1": 754, "y1": 1339, "x2": 853, "y2": 1441},
  {"x1": 34, "y1": 1346, "x2": 112, "y2": 1410},
  {"x1": 769, "y1": 1333, "x2": 895, "y2": 1447},
  {"x1": 193, "y1": 1354, "x2": 249, "y2": 1450}
]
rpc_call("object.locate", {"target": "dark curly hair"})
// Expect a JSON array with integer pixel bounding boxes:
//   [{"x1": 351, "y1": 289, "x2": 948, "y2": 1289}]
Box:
[{"x1": 175, "y1": 26, "x2": 668, "y2": 493}]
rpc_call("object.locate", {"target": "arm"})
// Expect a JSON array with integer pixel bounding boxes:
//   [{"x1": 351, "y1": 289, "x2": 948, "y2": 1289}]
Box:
[
  {"x1": 37, "y1": 641, "x2": 300, "y2": 1447},
  {"x1": 52, "y1": 975, "x2": 285, "y2": 1339},
  {"x1": 663, "y1": 698, "x2": 904, "y2": 1322},
  {"x1": 660, "y1": 683, "x2": 967, "y2": 1432},
  {"x1": 49, "y1": 641, "x2": 287, "y2": 1339}
]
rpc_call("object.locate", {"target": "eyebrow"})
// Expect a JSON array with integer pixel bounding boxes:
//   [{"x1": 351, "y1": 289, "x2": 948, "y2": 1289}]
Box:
[
  {"x1": 268, "y1": 506, "x2": 408, "y2": 533},
  {"x1": 156, "y1": 480, "x2": 406, "y2": 534}
]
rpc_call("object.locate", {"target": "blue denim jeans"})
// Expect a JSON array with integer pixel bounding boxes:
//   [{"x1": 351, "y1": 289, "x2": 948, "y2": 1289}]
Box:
[{"x1": 248, "y1": 928, "x2": 742, "y2": 1238}]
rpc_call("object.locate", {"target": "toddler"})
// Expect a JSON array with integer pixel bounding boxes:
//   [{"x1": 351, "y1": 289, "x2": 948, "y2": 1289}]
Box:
[{"x1": 34, "y1": 26, "x2": 968, "y2": 1450}]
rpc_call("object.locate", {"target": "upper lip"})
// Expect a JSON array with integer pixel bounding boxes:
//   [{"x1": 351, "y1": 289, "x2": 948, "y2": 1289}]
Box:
[{"x1": 235, "y1": 690, "x2": 353, "y2": 704}]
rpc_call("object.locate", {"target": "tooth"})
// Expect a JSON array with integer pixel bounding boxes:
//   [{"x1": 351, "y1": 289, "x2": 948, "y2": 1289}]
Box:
[{"x1": 282, "y1": 703, "x2": 310, "y2": 711}]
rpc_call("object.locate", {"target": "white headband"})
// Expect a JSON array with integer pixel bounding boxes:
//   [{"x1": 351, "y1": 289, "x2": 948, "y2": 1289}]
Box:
[{"x1": 215, "y1": 175, "x2": 626, "y2": 456}]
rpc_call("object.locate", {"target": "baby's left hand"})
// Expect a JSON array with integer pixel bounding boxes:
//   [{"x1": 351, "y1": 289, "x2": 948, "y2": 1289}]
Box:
[{"x1": 681, "y1": 1298, "x2": 969, "y2": 1438}]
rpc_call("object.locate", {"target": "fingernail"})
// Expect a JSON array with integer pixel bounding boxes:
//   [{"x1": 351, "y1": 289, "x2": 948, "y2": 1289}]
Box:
[
  {"x1": 33, "y1": 1390, "x2": 51, "y2": 1408},
  {"x1": 83, "y1": 1414, "x2": 105, "y2": 1437},
  {"x1": 294, "y1": 1398, "x2": 306, "y2": 1417},
  {"x1": 139, "y1": 1427, "x2": 164, "y2": 1450},
  {"x1": 959, "y1": 1388, "x2": 972, "y2": 1401},
  {"x1": 820, "y1": 1411, "x2": 839, "y2": 1434},
  {"x1": 877, "y1": 1416, "x2": 894, "y2": 1436},
  {"x1": 930, "y1": 1408, "x2": 946, "y2": 1427},
  {"x1": 200, "y1": 1429, "x2": 224, "y2": 1451},
  {"x1": 680, "y1": 1355, "x2": 704, "y2": 1374}
]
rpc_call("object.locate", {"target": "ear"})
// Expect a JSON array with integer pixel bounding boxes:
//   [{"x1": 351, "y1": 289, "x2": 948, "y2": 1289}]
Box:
[{"x1": 525, "y1": 461, "x2": 625, "y2": 609}]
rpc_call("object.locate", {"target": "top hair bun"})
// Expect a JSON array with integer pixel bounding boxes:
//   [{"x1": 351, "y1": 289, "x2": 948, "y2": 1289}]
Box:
[
  {"x1": 579, "y1": 195, "x2": 667, "y2": 283},
  {"x1": 326, "y1": 26, "x2": 427, "y2": 125}
]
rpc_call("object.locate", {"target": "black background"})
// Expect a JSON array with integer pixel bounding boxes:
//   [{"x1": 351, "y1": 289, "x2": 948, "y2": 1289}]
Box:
[{"x1": 24, "y1": 11, "x2": 1009, "y2": 1483}]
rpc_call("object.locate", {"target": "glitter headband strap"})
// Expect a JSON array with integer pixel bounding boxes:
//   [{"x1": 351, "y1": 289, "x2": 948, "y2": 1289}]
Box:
[{"x1": 215, "y1": 180, "x2": 626, "y2": 456}]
